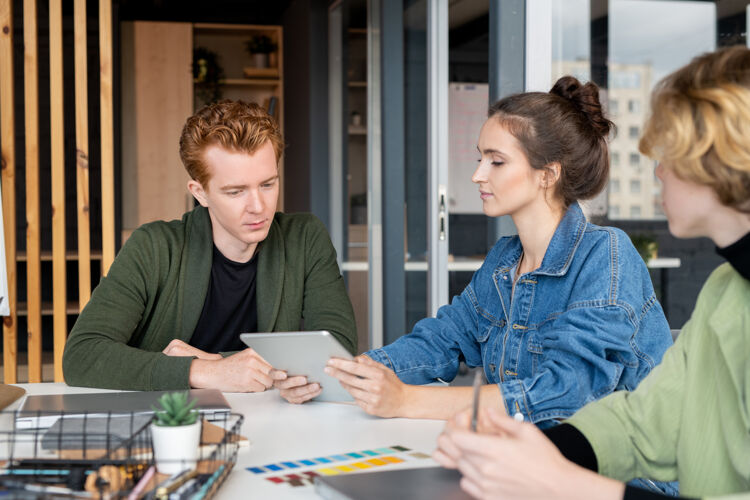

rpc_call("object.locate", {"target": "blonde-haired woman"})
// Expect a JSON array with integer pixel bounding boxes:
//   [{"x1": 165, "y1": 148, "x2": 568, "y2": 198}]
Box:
[{"x1": 435, "y1": 45, "x2": 750, "y2": 500}]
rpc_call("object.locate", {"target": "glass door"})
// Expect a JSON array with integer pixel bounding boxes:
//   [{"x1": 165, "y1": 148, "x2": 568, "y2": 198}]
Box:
[{"x1": 329, "y1": 0, "x2": 501, "y2": 351}]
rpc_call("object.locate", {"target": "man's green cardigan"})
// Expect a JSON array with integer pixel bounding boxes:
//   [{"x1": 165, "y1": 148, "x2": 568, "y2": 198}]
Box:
[{"x1": 62, "y1": 207, "x2": 357, "y2": 390}]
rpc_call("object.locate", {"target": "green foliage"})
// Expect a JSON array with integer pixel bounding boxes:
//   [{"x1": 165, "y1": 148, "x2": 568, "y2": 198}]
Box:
[
  {"x1": 151, "y1": 392, "x2": 198, "y2": 427},
  {"x1": 245, "y1": 35, "x2": 277, "y2": 54},
  {"x1": 630, "y1": 234, "x2": 658, "y2": 263},
  {"x1": 193, "y1": 47, "x2": 225, "y2": 104}
]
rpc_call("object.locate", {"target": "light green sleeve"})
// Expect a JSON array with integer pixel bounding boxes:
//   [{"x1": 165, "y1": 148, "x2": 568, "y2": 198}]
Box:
[
  {"x1": 568, "y1": 320, "x2": 691, "y2": 483},
  {"x1": 705, "y1": 493, "x2": 750, "y2": 500}
]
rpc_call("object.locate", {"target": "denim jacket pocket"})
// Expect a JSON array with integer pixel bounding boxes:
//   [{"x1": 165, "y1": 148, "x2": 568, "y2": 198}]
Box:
[
  {"x1": 527, "y1": 333, "x2": 544, "y2": 374},
  {"x1": 474, "y1": 309, "x2": 506, "y2": 343}
]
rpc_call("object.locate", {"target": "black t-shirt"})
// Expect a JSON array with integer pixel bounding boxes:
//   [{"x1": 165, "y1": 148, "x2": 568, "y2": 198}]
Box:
[{"x1": 189, "y1": 245, "x2": 258, "y2": 353}]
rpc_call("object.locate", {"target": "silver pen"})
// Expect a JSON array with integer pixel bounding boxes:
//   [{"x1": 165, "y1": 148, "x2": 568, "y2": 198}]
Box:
[{"x1": 470, "y1": 370, "x2": 483, "y2": 432}]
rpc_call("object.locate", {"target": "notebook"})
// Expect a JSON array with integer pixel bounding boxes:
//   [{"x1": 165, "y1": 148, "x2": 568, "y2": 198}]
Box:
[
  {"x1": 16, "y1": 389, "x2": 231, "y2": 429},
  {"x1": 314, "y1": 466, "x2": 472, "y2": 500}
]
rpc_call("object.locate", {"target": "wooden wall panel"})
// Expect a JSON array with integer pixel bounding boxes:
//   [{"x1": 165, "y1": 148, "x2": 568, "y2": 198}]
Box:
[
  {"x1": 74, "y1": 0, "x2": 91, "y2": 310},
  {"x1": 100, "y1": 0, "x2": 115, "y2": 275},
  {"x1": 0, "y1": 0, "x2": 115, "y2": 382},
  {"x1": 50, "y1": 0, "x2": 67, "y2": 382},
  {"x1": 0, "y1": 0, "x2": 18, "y2": 384},
  {"x1": 24, "y1": 0, "x2": 42, "y2": 382}
]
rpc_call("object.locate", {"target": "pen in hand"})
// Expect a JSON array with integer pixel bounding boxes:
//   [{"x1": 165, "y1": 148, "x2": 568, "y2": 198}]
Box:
[{"x1": 470, "y1": 370, "x2": 483, "y2": 432}]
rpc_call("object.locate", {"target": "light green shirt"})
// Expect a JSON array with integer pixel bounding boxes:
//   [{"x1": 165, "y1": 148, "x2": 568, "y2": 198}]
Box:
[{"x1": 570, "y1": 263, "x2": 750, "y2": 499}]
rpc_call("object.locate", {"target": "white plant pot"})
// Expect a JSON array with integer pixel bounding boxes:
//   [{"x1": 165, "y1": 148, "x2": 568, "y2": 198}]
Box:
[
  {"x1": 150, "y1": 419, "x2": 202, "y2": 474},
  {"x1": 252, "y1": 53, "x2": 269, "y2": 68}
]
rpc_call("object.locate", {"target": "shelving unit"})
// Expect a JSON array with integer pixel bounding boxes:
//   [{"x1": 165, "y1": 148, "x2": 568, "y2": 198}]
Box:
[
  {"x1": 121, "y1": 21, "x2": 286, "y2": 236},
  {"x1": 193, "y1": 23, "x2": 284, "y2": 209}
]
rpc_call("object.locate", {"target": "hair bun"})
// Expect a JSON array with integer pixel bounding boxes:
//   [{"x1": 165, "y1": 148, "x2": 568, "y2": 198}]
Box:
[{"x1": 551, "y1": 76, "x2": 614, "y2": 138}]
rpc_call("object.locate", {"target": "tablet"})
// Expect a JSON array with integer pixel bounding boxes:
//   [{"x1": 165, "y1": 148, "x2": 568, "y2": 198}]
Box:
[{"x1": 240, "y1": 331, "x2": 354, "y2": 402}]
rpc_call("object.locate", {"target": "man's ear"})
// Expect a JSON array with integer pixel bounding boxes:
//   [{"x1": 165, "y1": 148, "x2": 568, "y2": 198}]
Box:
[
  {"x1": 187, "y1": 179, "x2": 209, "y2": 207},
  {"x1": 542, "y1": 162, "x2": 561, "y2": 188}
]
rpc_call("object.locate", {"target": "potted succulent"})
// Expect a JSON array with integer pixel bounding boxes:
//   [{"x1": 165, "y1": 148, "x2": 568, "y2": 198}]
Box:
[
  {"x1": 150, "y1": 392, "x2": 202, "y2": 474},
  {"x1": 245, "y1": 35, "x2": 277, "y2": 68}
]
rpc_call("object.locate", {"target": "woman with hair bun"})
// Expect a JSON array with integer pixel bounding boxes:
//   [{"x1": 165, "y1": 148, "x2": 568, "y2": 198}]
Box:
[
  {"x1": 325, "y1": 76, "x2": 672, "y2": 428},
  {"x1": 435, "y1": 46, "x2": 750, "y2": 500}
]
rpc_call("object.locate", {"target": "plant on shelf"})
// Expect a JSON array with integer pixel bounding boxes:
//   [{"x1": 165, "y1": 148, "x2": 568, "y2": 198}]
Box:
[
  {"x1": 244, "y1": 35, "x2": 278, "y2": 68},
  {"x1": 150, "y1": 392, "x2": 202, "y2": 474},
  {"x1": 630, "y1": 233, "x2": 659, "y2": 263},
  {"x1": 193, "y1": 47, "x2": 225, "y2": 104}
]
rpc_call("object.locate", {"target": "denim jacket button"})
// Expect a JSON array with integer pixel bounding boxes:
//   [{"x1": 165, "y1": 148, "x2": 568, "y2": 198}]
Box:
[
  {"x1": 502, "y1": 275, "x2": 508, "y2": 280},
  {"x1": 489, "y1": 363, "x2": 496, "y2": 372}
]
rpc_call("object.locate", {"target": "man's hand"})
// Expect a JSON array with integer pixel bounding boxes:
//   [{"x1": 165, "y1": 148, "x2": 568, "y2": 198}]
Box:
[
  {"x1": 272, "y1": 373, "x2": 322, "y2": 404},
  {"x1": 162, "y1": 339, "x2": 222, "y2": 360},
  {"x1": 189, "y1": 347, "x2": 286, "y2": 392},
  {"x1": 324, "y1": 356, "x2": 409, "y2": 418}
]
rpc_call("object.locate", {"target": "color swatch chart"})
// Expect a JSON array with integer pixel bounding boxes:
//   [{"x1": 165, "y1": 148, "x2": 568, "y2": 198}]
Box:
[{"x1": 246, "y1": 445, "x2": 431, "y2": 487}]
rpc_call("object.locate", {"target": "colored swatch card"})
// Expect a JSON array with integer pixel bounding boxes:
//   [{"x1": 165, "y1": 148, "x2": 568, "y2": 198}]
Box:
[
  {"x1": 248, "y1": 445, "x2": 431, "y2": 488},
  {"x1": 246, "y1": 445, "x2": 412, "y2": 475}
]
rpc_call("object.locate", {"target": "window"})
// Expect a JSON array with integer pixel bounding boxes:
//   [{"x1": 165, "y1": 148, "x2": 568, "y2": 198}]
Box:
[
  {"x1": 630, "y1": 179, "x2": 641, "y2": 194},
  {"x1": 547, "y1": 0, "x2": 740, "y2": 329},
  {"x1": 610, "y1": 71, "x2": 641, "y2": 89},
  {"x1": 629, "y1": 126, "x2": 639, "y2": 139}
]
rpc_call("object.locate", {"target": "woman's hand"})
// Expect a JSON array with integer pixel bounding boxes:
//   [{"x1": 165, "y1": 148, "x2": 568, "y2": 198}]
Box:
[
  {"x1": 435, "y1": 408, "x2": 624, "y2": 500},
  {"x1": 324, "y1": 356, "x2": 410, "y2": 418},
  {"x1": 162, "y1": 339, "x2": 222, "y2": 360},
  {"x1": 273, "y1": 373, "x2": 322, "y2": 404}
]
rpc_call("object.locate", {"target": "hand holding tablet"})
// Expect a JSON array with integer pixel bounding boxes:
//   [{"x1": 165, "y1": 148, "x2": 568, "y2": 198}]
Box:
[{"x1": 240, "y1": 331, "x2": 354, "y2": 403}]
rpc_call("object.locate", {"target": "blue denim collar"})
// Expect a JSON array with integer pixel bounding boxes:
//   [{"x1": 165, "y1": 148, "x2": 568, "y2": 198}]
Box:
[{"x1": 493, "y1": 202, "x2": 587, "y2": 277}]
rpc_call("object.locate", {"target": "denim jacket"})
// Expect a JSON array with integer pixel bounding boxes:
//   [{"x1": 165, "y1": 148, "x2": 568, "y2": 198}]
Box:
[{"x1": 367, "y1": 203, "x2": 672, "y2": 428}]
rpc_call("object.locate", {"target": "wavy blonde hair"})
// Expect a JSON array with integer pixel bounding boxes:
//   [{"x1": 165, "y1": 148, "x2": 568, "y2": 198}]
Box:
[
  {"x1": 639, "y1": 45, "x2": 750, "y2": 212},
  {"x1": 179, "y1": 100, "x2": 284, "y2": 188}
]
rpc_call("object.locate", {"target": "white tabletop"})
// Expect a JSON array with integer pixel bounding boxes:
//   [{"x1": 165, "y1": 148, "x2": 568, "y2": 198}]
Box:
[{"x1": 14, "y1": 384, "x2": 446, "y2": 499}]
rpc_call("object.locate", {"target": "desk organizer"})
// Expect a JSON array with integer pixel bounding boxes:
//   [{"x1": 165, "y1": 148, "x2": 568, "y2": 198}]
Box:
[{"x1": 0, "y1": 409, "x2": 243, "y2": 499}]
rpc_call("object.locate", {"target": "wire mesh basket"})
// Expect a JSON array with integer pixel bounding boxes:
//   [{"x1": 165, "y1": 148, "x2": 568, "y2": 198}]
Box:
[{"x1": 0, "y1": 409, "x2": 244, "y2": 499}]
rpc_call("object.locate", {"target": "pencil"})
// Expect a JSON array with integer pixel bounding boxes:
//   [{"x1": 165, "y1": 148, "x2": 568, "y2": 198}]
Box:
[{"x1": 127, "y1": 465, "x2": 155, "y2": 500}]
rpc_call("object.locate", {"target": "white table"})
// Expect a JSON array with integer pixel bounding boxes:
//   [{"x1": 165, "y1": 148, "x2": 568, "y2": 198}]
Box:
[{"x1": 15, "y1": 384, "x2": 446, "y2": 499}]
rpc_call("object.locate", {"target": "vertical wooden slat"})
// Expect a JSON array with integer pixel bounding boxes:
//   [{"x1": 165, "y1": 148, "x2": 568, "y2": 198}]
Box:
[
  {"x1": 0, "y1": 0, "x2": 17, "y2": 383},
  {"x1": 50, "y1": 0, "x2": 66, "y2": 382},
  {"x1": 24, "y1": 0, "x2": 42, "y2": 382},
  {"x1": 99, "y1": 0, "x2": 114, "y2": 275},
  {"x1": 74, "y1": 0, "x2": 91, "y2": 310}
]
